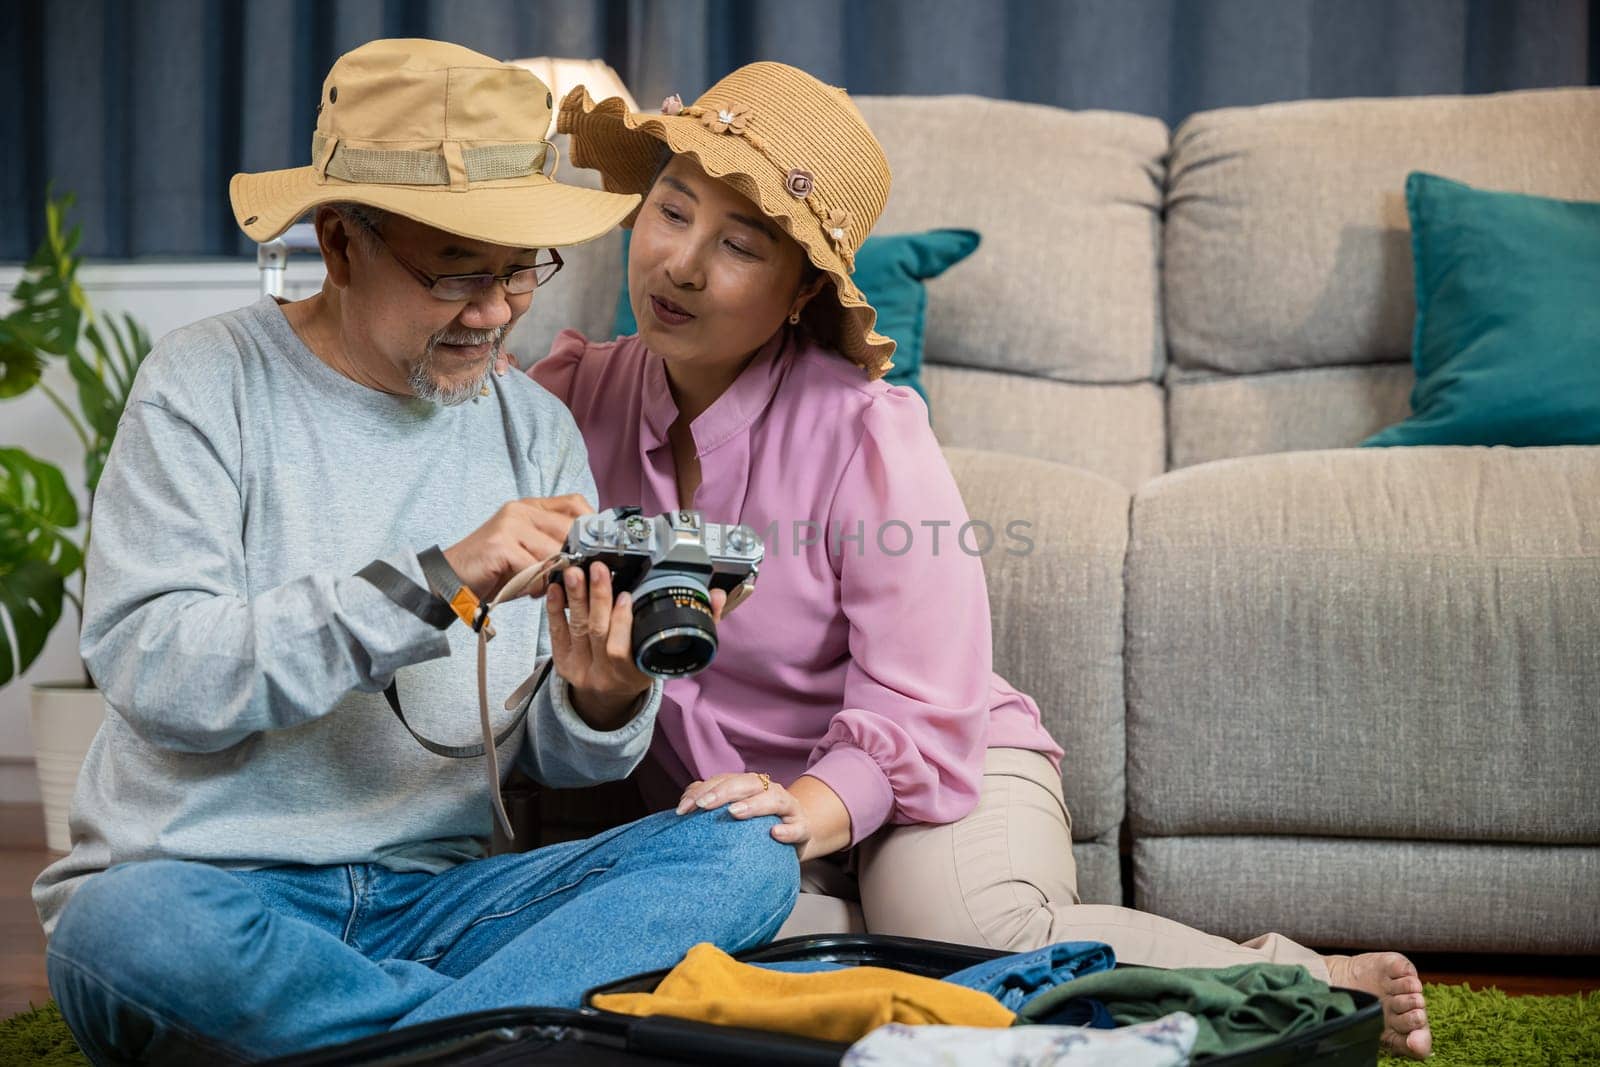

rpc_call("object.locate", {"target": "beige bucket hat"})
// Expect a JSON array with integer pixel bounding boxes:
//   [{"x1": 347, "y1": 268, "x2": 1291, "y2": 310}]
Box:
[
  {"x1": 230, "y1": 39, "x2": 639, "y2": 249},
  {"x1": 559, "y1": 61, "x2": 897, "y2": 378}
]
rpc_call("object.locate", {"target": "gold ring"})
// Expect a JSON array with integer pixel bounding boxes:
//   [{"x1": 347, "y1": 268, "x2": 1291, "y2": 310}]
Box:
[{"x1": 757, "y1": 772, "x2": 771, "y2": 791}]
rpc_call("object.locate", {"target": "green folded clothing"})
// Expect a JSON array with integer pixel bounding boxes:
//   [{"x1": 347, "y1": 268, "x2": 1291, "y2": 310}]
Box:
[{"x1": 1015, "y1": 963, "x2": 1357, "y2": 1058}]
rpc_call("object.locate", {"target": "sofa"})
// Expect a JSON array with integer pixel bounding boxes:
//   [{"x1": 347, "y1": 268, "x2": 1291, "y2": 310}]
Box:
[{"x1": 510, "y1": 85, "x2": 1600, "y2": 954}]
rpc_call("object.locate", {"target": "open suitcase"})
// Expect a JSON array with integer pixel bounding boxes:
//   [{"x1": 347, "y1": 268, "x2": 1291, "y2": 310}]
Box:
[{"x1": 264, "y1": 934, "x2": 1383, "y2": 1066}]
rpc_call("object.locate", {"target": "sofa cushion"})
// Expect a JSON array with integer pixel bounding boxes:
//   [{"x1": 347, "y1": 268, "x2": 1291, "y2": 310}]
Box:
[
  {"x1": 858, "y1": 96, "x2": 1167, "y2": 384},
  {"x1": 1069, "y1": 833, "x2": 1122, "y2": 908},
  {"x1": 927, "y1": 366, "x2": 1164, "y2": 490},
  {"x1": 1365, "y1": 173, "x2": 1600, "y2": 448},
  {"x1": 1165, "y1": 87, "x2": 1600, "y2": 377},
  {"x1": 943, "y1": 447, "x2": 1129, "y2": 843},
  {"x1": 1125, "y1": 447, "x2": 1600, "y2": 844},
  {"x1": 1168, "y1": 364, "x2": 1412, "y2": 470},
  {"x1": 848, "y1": 228, "x2": 980, "y2": 403},
  {"x1": 1134, "y1": 836, "x2": 1600, "y2": 954}
]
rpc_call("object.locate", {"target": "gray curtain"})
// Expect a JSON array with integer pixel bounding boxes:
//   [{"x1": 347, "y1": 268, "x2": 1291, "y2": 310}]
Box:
[{"x1": 3, "y1": 0, "x2": 1595, "y2": 260}]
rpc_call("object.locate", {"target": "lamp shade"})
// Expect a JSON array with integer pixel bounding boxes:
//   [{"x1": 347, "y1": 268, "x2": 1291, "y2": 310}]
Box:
[{"x1": 508, "y1": 57, "x2": 638, "y2": 137}]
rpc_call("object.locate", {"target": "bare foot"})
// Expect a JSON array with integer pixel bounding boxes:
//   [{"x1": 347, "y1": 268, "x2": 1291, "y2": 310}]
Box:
[{"x1": 1326, "y1": 951, "x2": 1432, "y2": 1059}]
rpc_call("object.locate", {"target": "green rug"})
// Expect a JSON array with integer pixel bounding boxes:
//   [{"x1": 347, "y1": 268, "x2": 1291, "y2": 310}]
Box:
[
  {"x1": 0, "y1": 1003, "x2": 84, "y2": 1067},
  {"x1": 2, "y1": 984, "x2": 1597, "y2": 1065},
  {"x1": 1380, "y1": 985, "x2": 1600, "y2": 1066}
]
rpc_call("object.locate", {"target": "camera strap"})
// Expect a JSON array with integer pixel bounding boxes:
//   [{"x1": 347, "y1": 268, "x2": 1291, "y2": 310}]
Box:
[
  {"x1": 357, "y1": 538, "x2": 736, "y2": 844},
  {"x1": 356, "y1": 548, "x2": 561, "y2": 842}
]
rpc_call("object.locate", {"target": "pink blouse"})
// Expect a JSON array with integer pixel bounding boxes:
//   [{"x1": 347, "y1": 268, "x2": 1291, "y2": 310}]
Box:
[{"x1": 532, "y1": 329, "x2": 1062, "y2": 845}]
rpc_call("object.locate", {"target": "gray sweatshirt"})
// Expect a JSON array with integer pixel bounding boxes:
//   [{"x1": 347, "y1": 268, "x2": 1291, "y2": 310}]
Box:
[{"x1": 33, "y1": 296, "x2": 659, "y2": 934}]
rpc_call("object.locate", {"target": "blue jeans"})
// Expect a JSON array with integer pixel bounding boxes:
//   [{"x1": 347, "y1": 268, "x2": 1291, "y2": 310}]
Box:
[{"x1": 47, "y1": 809, "x2": 798, "y2": 1065}]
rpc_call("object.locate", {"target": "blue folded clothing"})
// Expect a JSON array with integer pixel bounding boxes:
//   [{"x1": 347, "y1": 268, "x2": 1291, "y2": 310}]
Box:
[
  {"x1": 941, "y1": 940, "x2": 1116, "y2": 1012},
  {"x1": 1030, "y1": 995, "x2": 1116, "y2": 1029}
]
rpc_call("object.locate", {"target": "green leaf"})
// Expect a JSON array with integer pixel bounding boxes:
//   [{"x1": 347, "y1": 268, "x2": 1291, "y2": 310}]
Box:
[
  {"x1": 78, "y1": 314, "x2": 151, "y2": 497},
  {"x1": 0, "y1": 555, "x2": 65, "y2": 687},
  {"x1": 4, "y1": 191, "x2": 86, "y2": 358},
  {"x1": 0, "y1": 447, "x2": 78, "y2": 685},
  {"x1": 0, "y1": 320, "x2": 46, "y2": 399},
  {"x1": 0, "y1": 448, "x2": 82, "y2": 579},
  {"x1": 68, "y1": 339, "x2": 121, "y2": 441},
  {"x1": 84, "y1": 315, "x2": 126, "y2": 398},
  {"x1": 117, "y1": 313, "x2": 153, "y2": 395}
]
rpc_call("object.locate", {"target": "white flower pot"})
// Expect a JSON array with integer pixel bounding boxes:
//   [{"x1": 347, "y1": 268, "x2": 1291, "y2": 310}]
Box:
[{"x1": 30, "y1": 683, "x2": 106, "y2": 853}]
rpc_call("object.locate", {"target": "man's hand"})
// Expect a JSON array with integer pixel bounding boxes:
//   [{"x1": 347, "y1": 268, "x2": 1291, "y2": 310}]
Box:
[{"x1": 443, "y1": 494, "x2": 592, "y2": 602}]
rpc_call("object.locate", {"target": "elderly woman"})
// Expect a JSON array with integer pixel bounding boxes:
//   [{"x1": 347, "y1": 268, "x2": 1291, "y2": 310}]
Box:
[{"x1": 525, "y1": 63, "x2": 1432, "y2": 1059}]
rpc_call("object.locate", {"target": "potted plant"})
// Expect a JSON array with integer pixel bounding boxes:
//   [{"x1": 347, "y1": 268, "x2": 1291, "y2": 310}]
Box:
[{"x1": 0, "y1": 192, "x2": 151, "y2": 851}]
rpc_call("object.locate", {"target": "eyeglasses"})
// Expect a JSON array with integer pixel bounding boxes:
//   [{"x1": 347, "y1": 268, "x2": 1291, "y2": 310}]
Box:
[{"x1": 362, "y1": 226, "x2": 563, "y2": 302}]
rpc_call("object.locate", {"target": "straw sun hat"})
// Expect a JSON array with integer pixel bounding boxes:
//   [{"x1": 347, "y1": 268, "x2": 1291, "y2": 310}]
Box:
[
  {"x1": 230, "y1": 39, "x2": 639, "y2": 250},
  {"x1": 559, "y1": 61, "x2": 897, "y2": 379}
]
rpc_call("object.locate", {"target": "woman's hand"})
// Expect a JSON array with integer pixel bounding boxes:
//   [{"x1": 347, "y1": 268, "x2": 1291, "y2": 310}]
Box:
[
  {"x1": 548, "y1": 567, "x2": 729, "y2": 730},
  {"x1": 676, "y1": 771, "x2": 851, "y2": 861},
  {"x1": 547, "y1": 562, "x2": 652, "y2": 729},
  {"x1": 679, "y1": 771, "x2": 811, "y2": 852},
  {"x1": 495, "y1": 350, "x2": 523, "y2": 376}
]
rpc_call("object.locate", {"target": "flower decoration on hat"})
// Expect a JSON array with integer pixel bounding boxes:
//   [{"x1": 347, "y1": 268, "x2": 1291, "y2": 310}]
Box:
[
  {"x1": 816, "y1": 206, "x2": 857, "y2": 271},
  {"x1": 824, "y1": 207, "x2": 854, "y2": 246},
  {"x1": 785, "y1": 169, "x2": 814, "y2": 199},
  {"x1": 699, "y1": 103, "x2": 753, "y2": 136},
  {"x1": 661, "y1": 94, "x2": 684, "y2": 116}
]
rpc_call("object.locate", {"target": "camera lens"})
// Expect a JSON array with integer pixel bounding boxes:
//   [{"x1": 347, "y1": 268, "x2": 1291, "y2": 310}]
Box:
[{"x1": 629, "y1": 572, "x2": 717, "y2": 677}]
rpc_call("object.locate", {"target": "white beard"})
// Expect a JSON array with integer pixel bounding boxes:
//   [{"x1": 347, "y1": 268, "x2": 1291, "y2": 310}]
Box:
[{"x1": 408, "y1": 324, "x2": 506, "y2": 406}]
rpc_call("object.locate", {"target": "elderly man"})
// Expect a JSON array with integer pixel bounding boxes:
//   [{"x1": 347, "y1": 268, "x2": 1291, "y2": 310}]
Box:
[{"x1": 33, "y1": 39, "x2": 797, "y2": 1064}]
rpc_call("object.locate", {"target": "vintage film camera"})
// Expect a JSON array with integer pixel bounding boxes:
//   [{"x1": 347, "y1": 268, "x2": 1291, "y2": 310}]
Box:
[{"x1": 547, "y1": 506, "x2": 763, "y2": 677}]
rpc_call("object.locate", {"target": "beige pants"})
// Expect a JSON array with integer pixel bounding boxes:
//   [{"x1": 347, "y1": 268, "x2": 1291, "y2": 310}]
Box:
[{"x1": 811, "y1": 747, "x2": 1332, "y2": 981}]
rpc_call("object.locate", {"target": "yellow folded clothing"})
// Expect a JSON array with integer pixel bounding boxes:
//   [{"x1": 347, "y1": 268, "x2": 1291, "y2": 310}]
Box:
[{"x1": 591, "y1": 943, "x2": 1016, "y2": 1044}]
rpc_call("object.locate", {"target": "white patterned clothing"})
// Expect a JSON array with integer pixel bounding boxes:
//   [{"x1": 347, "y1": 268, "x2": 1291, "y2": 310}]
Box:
[{"x1": 842, "y1": 1012, "x2": 1198, "y2": 1067}]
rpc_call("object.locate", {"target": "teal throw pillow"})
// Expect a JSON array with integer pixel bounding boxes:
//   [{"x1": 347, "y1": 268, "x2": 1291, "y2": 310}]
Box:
[
  {"x1": 613, "y1": 228, "x2": 981, "y2": 405},
  {"x1": 1363, "y1": 172, "x2": 1600, "y2": 447}
]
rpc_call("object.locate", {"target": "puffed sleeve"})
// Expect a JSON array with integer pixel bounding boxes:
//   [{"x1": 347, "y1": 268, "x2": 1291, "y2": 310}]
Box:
[
  {"x1": 802, "y1": 388, "x2": 993, "y2": 845},
  {"x1": 528, "y1": 327, "x2": 590, "y2": 407}
]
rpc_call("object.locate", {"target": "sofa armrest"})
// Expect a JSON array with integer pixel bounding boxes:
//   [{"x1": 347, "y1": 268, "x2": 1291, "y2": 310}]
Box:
[
  {"x1": 1126, "y1": 445, "x2": 1600, "y2": 843},
  {"x1": 943, "y1": 447, "x2": 1131, "y2": 842}
]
